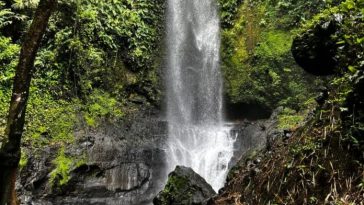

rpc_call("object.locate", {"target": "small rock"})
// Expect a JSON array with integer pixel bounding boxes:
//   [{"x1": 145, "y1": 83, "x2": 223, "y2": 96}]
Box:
[
  {"x1": 284, "y1": 130, "x2": 293, "y2": 139},
  {"x1": 253, "y1": 158, "x2": 261, "y2": 165}
]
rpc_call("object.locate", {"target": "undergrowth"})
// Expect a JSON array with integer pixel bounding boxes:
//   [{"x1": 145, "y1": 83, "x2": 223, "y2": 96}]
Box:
[{"x1": 213, "y1": 74, "x2": 364, "y2": 205}]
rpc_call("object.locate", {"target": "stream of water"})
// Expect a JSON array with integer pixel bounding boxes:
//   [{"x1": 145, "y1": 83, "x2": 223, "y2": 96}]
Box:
[{"x1": 165, "y1": 0, "x2": 236, "y2": 191}]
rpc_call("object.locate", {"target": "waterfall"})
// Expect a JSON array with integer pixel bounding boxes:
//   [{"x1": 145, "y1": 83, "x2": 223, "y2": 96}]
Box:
[{"x1": 165, "y1": 0, "x2": 236, "y2": 191}]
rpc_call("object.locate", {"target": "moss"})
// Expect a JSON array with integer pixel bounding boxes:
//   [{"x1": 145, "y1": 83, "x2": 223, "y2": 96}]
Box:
[
  {"x1": 157, "y1": 175, "x2": 195, "y2": 205},
  {"x1": 221, "y1": 1, "x2": 265, "y2": 105},
  {"x1": 50, "y1": 147, "x2": 73, "y2": 186},
  {"x1": 164, "y1": 175, "x2": 189, "y2": 194},
  {"x1": 24, "y1": 91, "x2": 77, "y2": 146},
  {"x1": 221, "y1": 0, "x2": 321, "y2": 111},
  {"x1": 49, "y1": 147, "x2": 86, "y2": 187},
  {"x1": 255, "y1": 30, "x2": 292, "y2": 59},
  {"x1": 19, "y1": 151, "x2": 28, "y2": 170},
  {"x1": 277, "y1": 108, "x2": 305, "y2": 130},
  {"x1": 82, "y1": 89, "x2": 124, "y2": 127}
]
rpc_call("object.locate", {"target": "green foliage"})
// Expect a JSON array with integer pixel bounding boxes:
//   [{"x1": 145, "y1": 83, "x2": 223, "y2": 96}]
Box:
[
  {"x1": 299, "y1": 0, "x2": 364, "y2": 74},
  {"x1": 0, "y1": 35, "x2": 19, "y2": 139},
  {"x1": 1, "y1": 0, "x2": 162, "y2": 150},
  {"x1": 278, "y1": 108, "x2": 305, "y2": 130},
  {"x1": 19, "y1": 150, "x2": 28, "y2": 170},
  {"x1": 82, "y1": 89, "x2": 124, "y2": 127},
  {"x1": 218, "y1": 0, "x2": 242, "y2": 27},
  {"x1": 23, "y1": 88, "x2": 125, "y2": 146},
  {"x1": 255, "y1": 31, "x2": 291, "y2": 59},
  {"x1": 0, "y1": 0, "x2": 27, "y2": 28},
  {"x1": 264, "y1": 0, "x2": 339, "y2": 28},
  {"x1": 333, "y1": 0, "x2": 364, "y2": 72},
  {"x1": 5, "y1": 0, "x2": 165, "y2": 105},
  {"x1": 49, "y1": 147, "x2": 86, "y2": 187},
  {"x1": 0, "y1": 1, "x2": 16, "y2": 28},
  {"x1": 0, "y1": 36, "x2": 19, "y2": 87},
  {"x1": 24, "y1": 90, "x2": 77, "y2": 147},
  {"x1": 46, "y1": 0, "x2": 164, "y2": 93},
  {"x1": 290, "y1": 139, "x2": 318, "y2": 156},
  {"x1": 50, "y1": 147, "x2": 72, "y2": 186},
  {"x1": 221, "y1": 0, "x2": 322, "y2": 111},
  {"x1": 12, "y1": 0, "x2": 40, "y2": 9}
]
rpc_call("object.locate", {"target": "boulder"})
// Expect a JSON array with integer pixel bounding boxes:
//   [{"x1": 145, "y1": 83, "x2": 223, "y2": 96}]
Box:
[
  {"x1": 153, "y1": 166, "x2": 216, "y2": 205},
  {"x1": 291, "y1": 16, "x2": 342, "y2": 76}
]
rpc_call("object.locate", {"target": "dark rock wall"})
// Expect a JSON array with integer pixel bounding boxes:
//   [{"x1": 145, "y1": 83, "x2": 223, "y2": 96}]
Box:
[
  {"x1": 230, "y1": 108, "x2": 282, "y2": 168},
  {"x1": 18, "y1": 108, "x2": 168, "y2": 205},
  {"x1": 17, "y1": 106, "x2": 279, "y2": 205}
]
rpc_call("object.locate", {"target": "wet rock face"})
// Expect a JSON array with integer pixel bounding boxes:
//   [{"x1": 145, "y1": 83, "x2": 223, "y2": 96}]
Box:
[
  {"x1": 18, "y1": 108, "x2": 168, "y2": 205},
  {"x1": 291, "y1": 16, "x2": 341, "y2": 76},
  {"x1": 153, "y1": 166, "x2": 216, "y2": 205},
  {"x1": 104, "y1": 163, "x2": 150, "y2": 191},
  {"x1": 18, "y1": 106, "x2": 280, "y2": 205},
  {"x1": 230, "y1": 107, "x2": 282, "y2": 166}
]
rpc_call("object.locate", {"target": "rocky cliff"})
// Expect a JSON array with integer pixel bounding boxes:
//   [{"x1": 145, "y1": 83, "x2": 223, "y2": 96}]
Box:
[{"x1": 17, "y1": 108, "x2": 167, "y2": 205}]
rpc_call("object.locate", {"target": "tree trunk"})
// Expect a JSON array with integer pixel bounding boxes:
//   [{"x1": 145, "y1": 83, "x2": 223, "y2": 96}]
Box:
[{"x1": 0, "y1": 0, "x2": 57, "y2": 204}]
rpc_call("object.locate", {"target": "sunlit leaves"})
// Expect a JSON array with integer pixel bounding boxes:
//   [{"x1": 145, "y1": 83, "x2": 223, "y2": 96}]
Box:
[
  {"x1": 218, "y1": 0, "x2": 242, "y2": 28},
  {"x1": 75, "y1": 0, "x2": 164, "y2": 68},
  {"x1": 12, "y1": 0, "x2": 40, "y2": 9},
  {"x1": 341, "y1": 0, "x2": 356, "y2": 12},
  {"x1": 0, "y1": 36, "x2": 20, "y2": 87},
  {"x1": 0, "y1": 0, "x2": 28, "y2": 28}
]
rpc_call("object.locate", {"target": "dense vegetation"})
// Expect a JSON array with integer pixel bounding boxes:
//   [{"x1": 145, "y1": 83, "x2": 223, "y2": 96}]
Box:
[
  {"x1": 212, "y1": 0, "x2": 364, "y2": 204},
  {"x1": 156, "y1": 0, "x2": 364, "y2": 204},
  {"x1": 219, "y1": 0, "x2": 341, "y2": 115},
  {"x1": 1, "y1": 0, "x2": 339, "y2": 153},
  {"x1": 0, "y1": 0, "x2": 165, "y2": 187},
  {"x1": 0, "y1": 0, "x2": 363, "y2": 203}
]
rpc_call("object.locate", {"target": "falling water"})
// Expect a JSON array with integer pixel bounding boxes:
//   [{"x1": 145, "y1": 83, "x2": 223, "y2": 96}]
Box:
[{"x1": 166, "y1": 0, "x2": 236, "y2": 191}]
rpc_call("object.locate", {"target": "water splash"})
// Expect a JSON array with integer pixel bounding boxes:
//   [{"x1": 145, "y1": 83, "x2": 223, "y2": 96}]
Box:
[{"x1": 165, "y1": 0, "x2": 236, "y2": 191}]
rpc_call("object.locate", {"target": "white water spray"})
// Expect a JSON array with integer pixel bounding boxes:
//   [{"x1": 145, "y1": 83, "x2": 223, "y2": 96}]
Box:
[{"x1": 165, "y1": 0, "x2": 236, "y2": 191}]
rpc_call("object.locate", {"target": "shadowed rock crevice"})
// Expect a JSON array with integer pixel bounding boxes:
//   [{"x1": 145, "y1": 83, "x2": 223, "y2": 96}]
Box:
[{"x1": 17, "y1": 108, "x2": 168, "y2": 205}]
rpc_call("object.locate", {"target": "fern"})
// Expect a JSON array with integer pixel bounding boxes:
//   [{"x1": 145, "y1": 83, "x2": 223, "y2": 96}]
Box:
[
  {"x1": 12, "y1": 0, "x2": 40, "y2": 9},
  {"x1": 0, "y1": 0, "x2": 28, "y2": 28}
]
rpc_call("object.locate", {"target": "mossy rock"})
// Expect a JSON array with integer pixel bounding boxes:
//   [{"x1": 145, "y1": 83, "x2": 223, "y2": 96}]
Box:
[
  {"x1": 153, "y1": 166, "x2": 216, "y2": 205},
  {"x1": 291, "y1": 16, "x2": 340, "y2": 76}
]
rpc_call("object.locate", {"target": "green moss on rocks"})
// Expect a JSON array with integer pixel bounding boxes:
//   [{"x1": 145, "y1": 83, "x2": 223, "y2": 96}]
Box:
[
  {"x1": 221, "y1": 0, "x2": 326, "y2": 113},
  {"x1": 154, "y1": 166, "x2": 216, "y2": 205},
  {"x1": 50, "y1": 147, "x2": 86, "y2": 187},
  {"x1": 277, "y1": 108, "x2": 305, "y2": 130},
  {"x1": 157, "y1": 175, "x2": 191, "y2": 204},
  {"x1": 212, "y1": 1, "x2": 364, "y2": 203},
  {"x1": 19, "y1": 151, "x2": 28, "y2": 170},
  {"x1": 50, "y1": 147, "x2": 73, "y2": 186}
]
